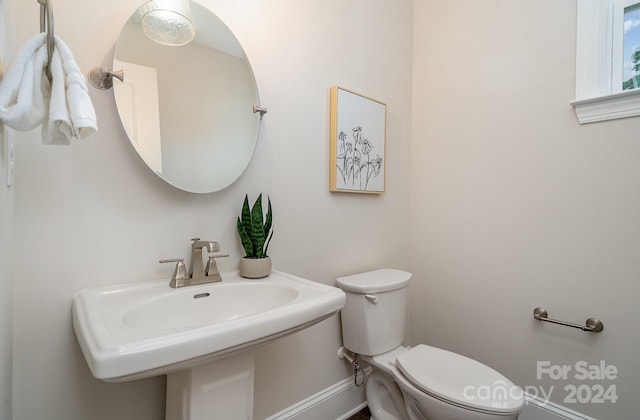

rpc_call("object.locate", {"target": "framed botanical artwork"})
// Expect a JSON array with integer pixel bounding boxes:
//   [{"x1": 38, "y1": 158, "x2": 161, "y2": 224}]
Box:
[{"x1": 329, "y1": 86, "x2": 386, "y2": 194}]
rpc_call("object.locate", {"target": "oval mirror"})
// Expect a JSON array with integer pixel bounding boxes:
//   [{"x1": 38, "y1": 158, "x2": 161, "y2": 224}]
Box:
[{"x1": 113, "y1": 1, "x2": 262, "y2": 193}]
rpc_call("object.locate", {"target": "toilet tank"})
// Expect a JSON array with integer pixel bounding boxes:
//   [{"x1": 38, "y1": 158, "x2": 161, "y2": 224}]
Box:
[{"x1": 336, "y1": 269, "x2": 412, "y2": 356}]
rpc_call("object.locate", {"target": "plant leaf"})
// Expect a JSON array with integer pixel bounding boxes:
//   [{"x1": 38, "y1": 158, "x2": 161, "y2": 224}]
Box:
[
  {"x1": 263, "y1": 196, "x2": 272, "y2": 242},
  {"x1": 250, "y1": 194, "x2": 266, "y2": 258},
  {"x1": 236, "y1": 216, "x2": 254, "y2": 257},
  {"x1": 239, "y1": 195, "x2": 255, "y2": 257},
  {"x1": 263, "y1": 196, "x2": 273, "y2": 256},
  {"x1": 264, "y1": 228, "x2": 273, "y2": 257},
  {"x1": 241, "y1": 195, "x2": 252, "y2": 239}
]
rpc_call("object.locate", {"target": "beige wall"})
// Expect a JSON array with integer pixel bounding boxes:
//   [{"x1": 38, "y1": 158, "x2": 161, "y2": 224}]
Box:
[
  {"x1": 0, "y1": 0, "x2": 15, "y2": 417},
  {"x1": 0, "y1": 122, "x2": 13, "y2": 419},
  {"x1": 410, "y1": 1, "x2": 640, "y2": 419},
  {"x1": 10, "y1": 0, "x2": 637, "y2": 419},
  {"x1": 0, "y1": 123, "x2": 14, "y2": 420},
  {"x1": 9, "y1": 0, "x2": 412, "y2": 419}
]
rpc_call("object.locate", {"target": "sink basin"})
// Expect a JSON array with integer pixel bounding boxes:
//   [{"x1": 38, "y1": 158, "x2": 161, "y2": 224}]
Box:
[{"x1": 72, "y1": 270, "x2": 345, "y2": 382}]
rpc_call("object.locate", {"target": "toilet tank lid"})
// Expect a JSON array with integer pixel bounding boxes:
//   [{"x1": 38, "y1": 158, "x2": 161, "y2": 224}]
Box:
[{"x1": 336, "y1": 269, "x2": 411, "y2": 293}]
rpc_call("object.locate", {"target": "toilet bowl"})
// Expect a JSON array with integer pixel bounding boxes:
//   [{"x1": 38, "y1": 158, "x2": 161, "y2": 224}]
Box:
[
  {"x1": 365, "y1": 371, "x2": 409, "y2": 420},
  {"x1": 336, "y1": 269, "x2": 523, "y2": 420}
]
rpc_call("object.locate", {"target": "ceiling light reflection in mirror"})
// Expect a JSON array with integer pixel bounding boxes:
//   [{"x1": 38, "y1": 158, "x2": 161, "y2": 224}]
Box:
[{"x1": 139, "y1": 0, "x2": 195, "y2": 46}]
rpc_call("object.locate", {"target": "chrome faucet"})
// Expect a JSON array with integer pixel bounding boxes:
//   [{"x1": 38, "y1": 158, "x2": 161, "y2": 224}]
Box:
[
  {"x1": 160, "y1": 238, "x2": 228, "y2": 288},
  {"x1": 189, "y1": 238, "x2": 220, "y2": 280}
]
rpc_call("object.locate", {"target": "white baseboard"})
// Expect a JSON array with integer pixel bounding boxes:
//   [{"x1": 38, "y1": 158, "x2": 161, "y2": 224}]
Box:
[
  {"x1": 265, "y1": 368, "x2": 370, "y2": 420},
  {"x1": 521, "y1": 393, "x2": 596, "y2": 420},
  {"x1": 265, "y1": 374, "x2": 594, "y2": 420}
]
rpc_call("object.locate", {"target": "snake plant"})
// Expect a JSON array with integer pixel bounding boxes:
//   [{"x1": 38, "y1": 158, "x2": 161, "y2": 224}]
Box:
[{"x1": 236, "y1": 194, "x2": 273, "y2": 258}]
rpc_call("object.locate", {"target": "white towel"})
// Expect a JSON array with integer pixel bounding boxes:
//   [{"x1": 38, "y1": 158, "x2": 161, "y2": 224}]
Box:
[
  {"x1": 0, "y1": 33, "x2": 48, "y2": 131},
  {"x1": 0, "y1": 33, "x2": 98, "y2": 145},
  {"x1": 42, "y1": 36, "x2": 98, "y2": 145}
]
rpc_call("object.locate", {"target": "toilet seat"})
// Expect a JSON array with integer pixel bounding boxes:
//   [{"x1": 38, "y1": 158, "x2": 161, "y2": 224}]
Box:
[{"x1": 395, "y1": 345, "x2": 523, "y2": 415}]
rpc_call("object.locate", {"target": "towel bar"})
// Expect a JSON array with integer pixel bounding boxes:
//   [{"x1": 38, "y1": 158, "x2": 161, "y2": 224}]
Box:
[
  {"x1": 533, "y1": 307, "x2": 604, "y2": 333},
  {"x1": 37, "y1": 0, "x2": 54, "y2": 82}
]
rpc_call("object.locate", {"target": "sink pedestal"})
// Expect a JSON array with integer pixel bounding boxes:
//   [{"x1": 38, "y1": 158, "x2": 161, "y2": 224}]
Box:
[{"x1": 166, "y1": 350, "x2": 255, "y2": 420}]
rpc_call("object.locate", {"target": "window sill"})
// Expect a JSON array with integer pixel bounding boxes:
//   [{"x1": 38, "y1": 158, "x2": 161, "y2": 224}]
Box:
[{"x1": 571, "y1": 89, "x2": 640, "y2": 124}]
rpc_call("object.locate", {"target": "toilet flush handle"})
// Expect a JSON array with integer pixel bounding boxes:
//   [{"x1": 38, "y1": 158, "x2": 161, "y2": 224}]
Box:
[{"x1": 365, "y1": 294, "x2": 378, "y2": 304}]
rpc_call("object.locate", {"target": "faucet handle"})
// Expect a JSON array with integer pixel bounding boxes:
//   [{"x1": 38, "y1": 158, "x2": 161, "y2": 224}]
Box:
[
  {"x1": 160, "y1": 258, "x2": 185, "y2": 264},
  {"x1": 159, "y1": 258, "x2": 189, "y2": 288},
  {"x1": 205, "y1": 254, "x2": 229, "y2": 279}
]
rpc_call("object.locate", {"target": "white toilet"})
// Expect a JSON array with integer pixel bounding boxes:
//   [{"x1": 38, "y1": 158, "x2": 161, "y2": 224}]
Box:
[{"x1": 337, "y1": 269, "x2": 523, "y2": 420}]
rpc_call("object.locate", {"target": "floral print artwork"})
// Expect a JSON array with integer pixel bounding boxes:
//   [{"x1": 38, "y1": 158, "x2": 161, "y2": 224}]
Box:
[{"x1": 330, "y1": 86, "x2": 386, "y2": 193}]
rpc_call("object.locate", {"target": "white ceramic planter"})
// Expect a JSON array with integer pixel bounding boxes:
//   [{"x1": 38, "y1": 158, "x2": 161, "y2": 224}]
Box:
[{"x1": 239, "y1": 256, "x2": 272, "y2": 278}]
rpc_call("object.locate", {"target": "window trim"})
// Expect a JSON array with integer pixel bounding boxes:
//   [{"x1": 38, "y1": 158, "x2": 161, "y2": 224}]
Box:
[{"x1": 572, "y1": 0, "x2": 640, "y2": 123}]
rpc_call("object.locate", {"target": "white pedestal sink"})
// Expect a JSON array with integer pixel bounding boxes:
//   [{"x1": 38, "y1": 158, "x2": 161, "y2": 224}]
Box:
[
  {"x1": 72, "y1": 270, "x2": 345, "y2": 419},
  {"x1": 165, "y1": 350, "x2": 256, "y2": 420}
]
